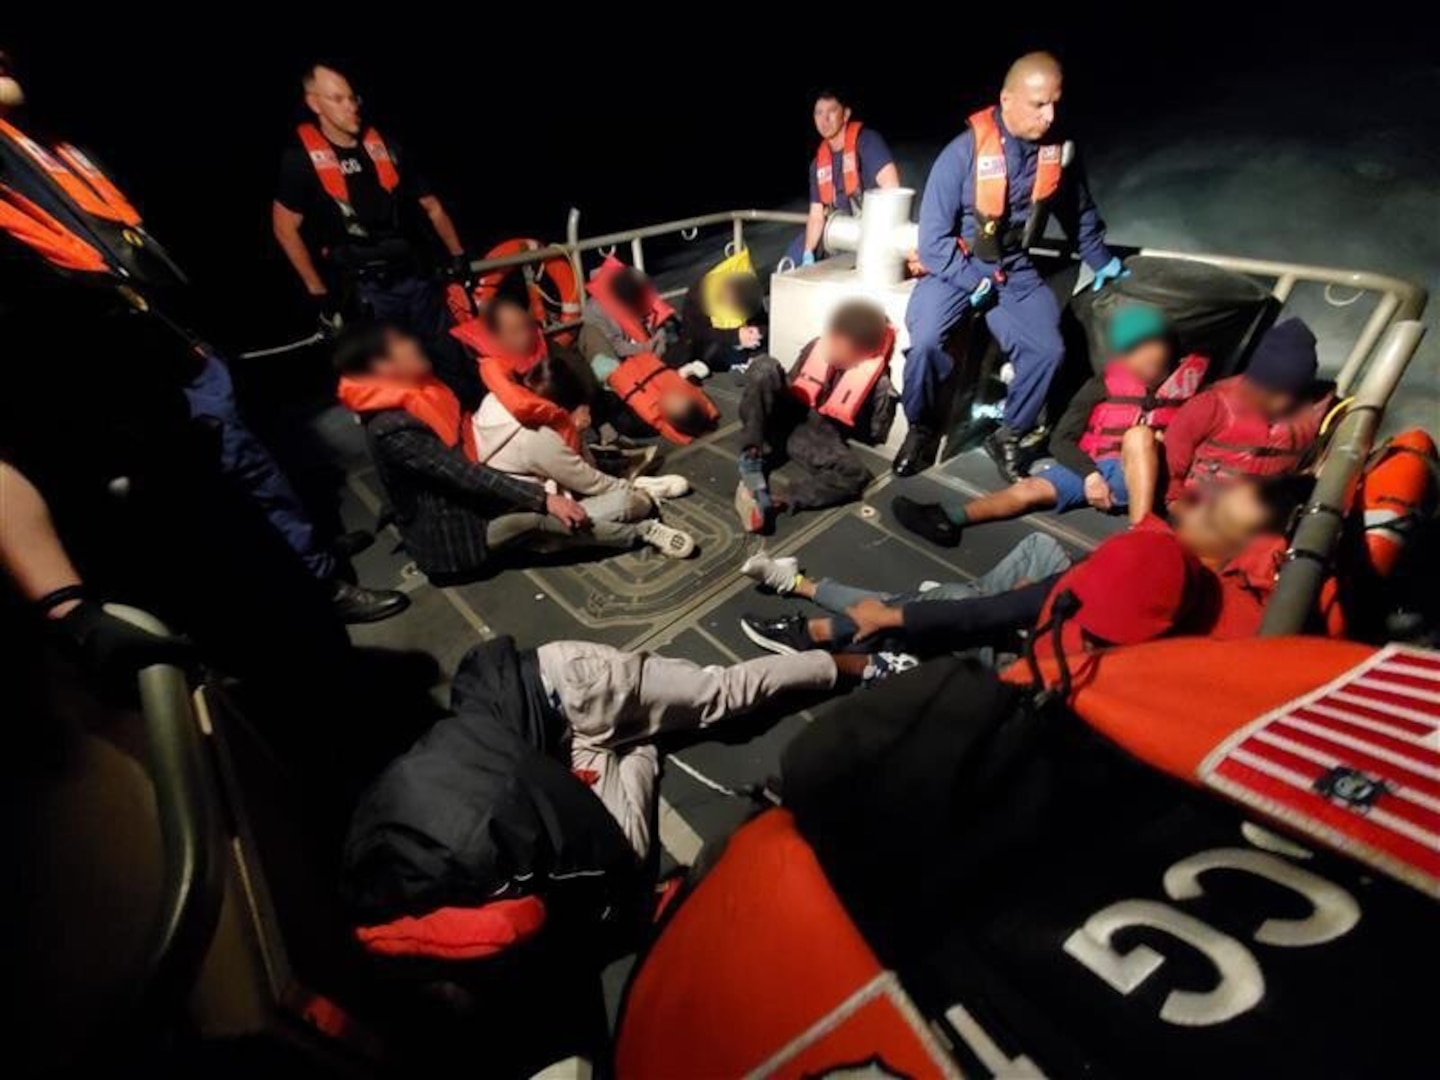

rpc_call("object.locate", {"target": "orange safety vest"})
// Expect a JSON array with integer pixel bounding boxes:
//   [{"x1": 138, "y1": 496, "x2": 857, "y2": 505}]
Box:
[
  {"x1": 337, "y1": 374, "x2": 477, "y2": 461},
  {"x1": 1077, "y1": 353, "x2": 1210, "y2": 459},
  {"x1": 1185, "y1": 376, "x2": 1329, "y2": 492},
  {"x1": 586, "y1": 255, "x2": 677, "y2": 346},
  {"x1": 606, "y1": 352, "x2": 720, "y2": 445},
  {"x1": 788, "y1": 325, "x2": 895, "y2": 428},
  {"x1": 450, "y1": 316, "x2": 581, "y2": 453},
  {"x1": 967, "y1": 107, "x2": 1063, "y2": 263},
  {"x1": 814, "y1": 121, "x2": 863, "y2": 209},
  {"x1": 296, "y1": 122, "x2": 399, "y2": 233}
]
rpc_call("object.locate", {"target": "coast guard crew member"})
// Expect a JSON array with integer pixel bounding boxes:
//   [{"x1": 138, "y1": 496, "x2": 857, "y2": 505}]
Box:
[
  {"x1": 786, "y1": 89, "x2": 901, "y2": 267},
  {"x1": 272, "y1": 63, "x2": 480, "y2": 406},
  {"x1": 896, "y1": 51, "x2": 1125, "y2": 479}
]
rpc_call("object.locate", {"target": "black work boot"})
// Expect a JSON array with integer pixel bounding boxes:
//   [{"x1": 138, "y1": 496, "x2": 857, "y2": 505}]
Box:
[
  {"x1": 329, "y1": 580, "x2": 410, "y2": 625},
  {"x1": 983, "y1": 425, "x2": 1025, "y2": 484},
  {"x1": 892, "y1": 496, "x2": 962, "y2": 547},
  {"x1": 893, "y1": 424, "x2": 940, "y2": 477},
  {"x1": 332, "y1": 529, "x2": 376, "y2": 559}
]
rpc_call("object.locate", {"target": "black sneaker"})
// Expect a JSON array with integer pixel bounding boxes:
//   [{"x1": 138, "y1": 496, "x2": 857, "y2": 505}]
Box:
[
  {"x1": 330, "y1": 580, "x2": 410, "y2": 624},
  {"x1": 892, "y1": 496, "x2": 962, "y2": 547},
  {"x1": 983, "y1": 425, "x2": 1025, "y2": 484},
  {"x1": 893, "y1": 424, "x2": 940, "y2": 477},
  {"x1": 740, "y1": 613, "x2": 815, "y2": 656}
]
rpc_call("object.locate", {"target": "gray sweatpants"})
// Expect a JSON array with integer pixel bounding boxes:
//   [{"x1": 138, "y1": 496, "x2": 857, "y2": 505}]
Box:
[
  {"x1": 486, "y1": 488, "x2": 651, "y2": 552},
  {"x1": 536, "y1": 641, "x2": 837, "y2": 859}
]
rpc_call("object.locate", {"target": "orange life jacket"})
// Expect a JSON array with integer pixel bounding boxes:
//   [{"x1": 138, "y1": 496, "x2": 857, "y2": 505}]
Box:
[
  {"x1": 0, "y1": 117, "x2": 141, "y2": 274},
  {"x1": 337, "y1": 374, "x2": 477, "y2": 461},
  {"x1": 1185, "y1": 375, "x2": 1328, "y2": 491},
  {"x1": 788, "y1": 325, "x2": 895, "y2": 428},
  {"x1": 814, "y1": 121, "x2": 863, "y2": 209},
  {"x1": 450, "y1": 316, "x2": 581, "y2": 453},
  {"x1": 1359, "y1": 429, "x2": 1438, "y2": 578},
  {"x1": 1055, "y1": 636, "x2": 1440, "y2": 897},
  {"x1": 296, "y1": 122, "x2": 399, "y2": 233},
  {"x1": 607, "y1": 352, "x2": 720, "y2": 445},
  {"x1": 447, "y1": 237, "x2": 582, "y2": 344},
  {"x1": 1077, "y1": 353, "x2": 1210, "y2": 459},
  {"x1": 586, "y1": 256, "x2": 677, "y2": 346},
  {"x1": 966, "y1": 107, "x2": 1063, "y2": 263}
]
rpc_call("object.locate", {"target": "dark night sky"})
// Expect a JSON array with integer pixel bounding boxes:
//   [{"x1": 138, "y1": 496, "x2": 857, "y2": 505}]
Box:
[{"x1": 1, "y1": 13, "x2": 1431, "y2": 351}]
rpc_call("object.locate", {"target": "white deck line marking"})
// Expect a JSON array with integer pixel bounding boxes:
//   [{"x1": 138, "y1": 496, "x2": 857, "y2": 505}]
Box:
[{"x1": 657, "y1": 795, "x2": 704, "y2": 867}]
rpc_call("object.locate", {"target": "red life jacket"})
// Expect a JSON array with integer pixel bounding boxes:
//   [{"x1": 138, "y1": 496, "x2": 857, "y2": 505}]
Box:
[
  {"x1": 607, "y1": 352, "x2": 720, "y2": 445},
  {"x1": 337, "y1": 374, "x2": 477, "y2": 461},
  {"x1": 1077, "y1": 353, "x2": 1210, "y2": 459},
  {"x1": 814, "y1": 121, "x2": 863, "y2": 208},
  {"x1": 1185, "y1": 375, "x2": 1327, "y2": 490},
  {"x1": 788, "y1": 325, "x2": 896, "y2": 428},
  {"x1": 296, "y1": 122, "x2": 399, "y2": 230},
  {"x1": 586, "y1": 256, "x2": 677, "y2": 346},
  {"x1": 966, "y1": 107, "x2": 1063, "y2": 263},
  {"x1": 450, "y1": 316, "x2": 581, "y2": 453}
]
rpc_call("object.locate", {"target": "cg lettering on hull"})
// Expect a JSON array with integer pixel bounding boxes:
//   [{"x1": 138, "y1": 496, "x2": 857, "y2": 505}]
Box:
[{"x1": 1062, "y1": 830, "x2": 1361, "y2": 1026}]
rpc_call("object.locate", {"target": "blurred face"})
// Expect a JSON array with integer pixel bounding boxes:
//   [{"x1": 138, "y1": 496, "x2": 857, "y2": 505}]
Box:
[
  {"x1": 813, "y1": 97, "x2": 851, "y2": 143},
  {"x1": 1252, "y1": 386, "x2": 1300, "y2": 420},
  {"x1": 1000, "y1": 72, "x2": 1062, "y2": 142},
  {"x1": 305, "y1": 67, "x2": 362, "y2": 138},
  {"x1": 373, "y1": 330, "x2": 431, "y2": 384},
  {"x1": 493, "y1": 303, "x2": 539, "y2": 357},
  {"x1": 1120, "y1": 338, "x2": 1173, "y2": 386},
  {"x1": 823, "y1": 332, "x2": 864, "y2": 369},
  {"x1": 1173, "y1": 481, "x2": 1272, "y2": 563}
]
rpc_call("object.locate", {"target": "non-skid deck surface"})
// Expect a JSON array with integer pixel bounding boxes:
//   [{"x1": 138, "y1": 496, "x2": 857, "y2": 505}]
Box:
[{"x1": 343, "y1": 374, "x2": 1122, "y2": 864}]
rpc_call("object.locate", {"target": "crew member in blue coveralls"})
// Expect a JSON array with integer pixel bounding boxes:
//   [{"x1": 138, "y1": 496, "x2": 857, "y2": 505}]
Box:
[
  {"x1": 894, "y1": 51, "x2": 1126, "y2": 479},
  {"x1": 786, "y1": 90, "x2": 901, "y2": 267}
]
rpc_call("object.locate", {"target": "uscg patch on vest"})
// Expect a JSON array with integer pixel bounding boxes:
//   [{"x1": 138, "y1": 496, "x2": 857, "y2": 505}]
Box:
[
  {"x1": 816, "y1": 165, "x2": 833, "y2": 184},
  {"x1": 1039, "y1": 145, "x2": 1062, "y2": 164},
  {"x1": 976, "y1": 154, "x2": 1006, "y2": 179},
  {"x1": 1199, "y1": 643, "x2": 1440, "y2": 898}
]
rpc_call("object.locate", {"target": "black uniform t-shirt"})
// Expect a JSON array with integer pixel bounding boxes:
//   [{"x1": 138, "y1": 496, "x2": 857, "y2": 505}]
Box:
[{"x1": 275, "y1": 131, "x2": 433, "y2": 272}]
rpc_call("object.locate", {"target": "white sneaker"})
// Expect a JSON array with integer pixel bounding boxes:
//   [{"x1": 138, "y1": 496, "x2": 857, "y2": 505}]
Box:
[
  {"x1": 740, "y1": 552, "x2": 800, "y2": 594},
  {"x1": 677, "y1": 360, "x2": 711, "y2": 382},
  {"x1": 862, "y1": 651, "x2": 920, "y2": 687},
  {"x1": 640, "y1": 520, "x2": 696, "y2": 559},
  {"x1": 918, "y1": 580, "x2": 942, "y2": 593},
  {"x1": 634, "y1": 474, "x2": 691, "y2": 499}
]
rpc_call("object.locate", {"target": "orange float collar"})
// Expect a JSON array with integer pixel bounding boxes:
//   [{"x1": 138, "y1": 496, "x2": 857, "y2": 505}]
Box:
[
  {"x1": 450, "y1": 316, "x2": 582, "y2": 453},
  {"x1": 788, "y1": 325, "x2": 895, "y2": 428},
  {"x1": 587, "y1": 255, "x2": 677, "y2": 346},
  {"x1": 296, "y1": 122, "x2": 399, "y2": 212},
  {"x1": 0, "y1": 117, "x2": 141, "y2": 226},
  {"x1": 606, "y1": 352, "x2": 719, "y2": 445},
  {"x1": 966, "y1": 107, "x2": 1062, "y2": 262},
  {"x1": 814, "y1": 121, "x2": 863, "y2": 208}
]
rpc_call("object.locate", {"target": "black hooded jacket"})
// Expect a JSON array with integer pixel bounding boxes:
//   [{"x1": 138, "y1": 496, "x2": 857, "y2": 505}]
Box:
[{"x1": 341, "y1": 637, "x2": 642, "y2": 927}]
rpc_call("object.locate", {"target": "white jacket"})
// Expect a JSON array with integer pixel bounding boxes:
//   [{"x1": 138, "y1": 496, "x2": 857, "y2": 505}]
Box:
[{"x1": 473, "y1": 394, "x2": 622, "y2": 498}]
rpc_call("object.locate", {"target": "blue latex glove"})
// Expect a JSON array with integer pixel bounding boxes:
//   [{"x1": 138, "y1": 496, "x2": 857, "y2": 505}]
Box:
[
  {"x1": 1091, "y1": 255, "x2": 1130, "y2": 292},
  {"x1": 801, "y1": 250, "x2": 816, "y2": 267},
  {"x1": 968, "y1": 276, "x2": 997, "y2": 312}
]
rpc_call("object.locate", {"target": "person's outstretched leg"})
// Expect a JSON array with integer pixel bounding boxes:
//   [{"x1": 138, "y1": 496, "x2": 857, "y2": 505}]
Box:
[
  {"x1": 1120, "y1": 425, "x2": 1160, "y2": 525},
  {"x1": 487, "y1": 512, "x2": 641, "y2": 552},
  {"x1": 569, "y1": 743, "x2": 660, "y2": 861},
  {"x1": 971, "y1": 532, "x2": 1072, "y2": 595},
  {"x1": 893, "y1": 476, "x2": 1059, "y2": 547}
]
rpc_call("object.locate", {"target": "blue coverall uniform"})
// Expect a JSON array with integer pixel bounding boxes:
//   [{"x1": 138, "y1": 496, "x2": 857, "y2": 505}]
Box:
[
  {"x1": 904, "y1": 108, "x2": 1113, "y2": 432},
  {"x1": 785, "y1": 126, "x2": 897, "y2": 265}
]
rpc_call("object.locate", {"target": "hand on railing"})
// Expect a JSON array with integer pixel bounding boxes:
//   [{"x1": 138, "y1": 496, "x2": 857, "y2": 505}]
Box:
[{"x1": 50, "y1": 600, "x2": 195, "y2": 701}]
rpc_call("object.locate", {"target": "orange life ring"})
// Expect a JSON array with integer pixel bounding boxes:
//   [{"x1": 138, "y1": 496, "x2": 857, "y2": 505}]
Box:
[{"x1": 469, "y1": 237, "x2": 581, "y2": 345}]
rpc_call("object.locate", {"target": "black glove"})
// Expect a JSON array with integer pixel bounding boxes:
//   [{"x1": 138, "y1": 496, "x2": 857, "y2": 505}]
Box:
[
  {"x1": 313, "y1": 291, "x2": 345, "y2": 336},
  {"x1": 447, "y1": 252, "x2": 478, "y2": 294},
  {"x1": 51, "y1": 599, "x2": 195, "y2": 696}
]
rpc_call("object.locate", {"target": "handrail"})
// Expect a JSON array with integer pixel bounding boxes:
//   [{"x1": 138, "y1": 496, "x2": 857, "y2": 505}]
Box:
[
  {"x1": 1138, "y1": 247, "x2": 1428, "y2": 395},
  {"x1": 106, "y1": 604, "x2": 226, "y2": 1025},
  {"x1": 1260, "y1": 320, "x2": 1428, "y2": 636}
]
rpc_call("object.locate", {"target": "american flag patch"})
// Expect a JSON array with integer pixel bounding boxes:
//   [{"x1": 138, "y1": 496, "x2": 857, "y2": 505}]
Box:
[
  {"x1": 977, "y1": 154, "x2": 1006, "y2": 180},
  {"x1": 1200, "y1": 644, "x2": 1440, "y2": 897},
  {"x1": 1038, "y1": 145, "x2": 1062, "y2": 164}
]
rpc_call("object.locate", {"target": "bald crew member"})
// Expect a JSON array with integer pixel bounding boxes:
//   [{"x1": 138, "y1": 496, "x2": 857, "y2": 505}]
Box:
[
  {"x1": 272, "y1": 63, "x2": 480, "y2": 406},
  {"x1": 896, "y1": 52, "x2": 1126, "y2": 480},
  {"x1": 787, "y1": 89, "x2": 901, "y2": 267}
]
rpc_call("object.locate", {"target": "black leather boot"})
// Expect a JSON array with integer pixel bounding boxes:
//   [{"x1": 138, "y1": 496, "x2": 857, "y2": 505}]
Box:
[
  {"x1": 893, "y1": 424, "x2": 940, "y2": 477},
  {"x1": 983, "y1": 425, "x2": 1025, "y2": 484},
  {"x1": 330, "y1": 580, "x2": 410, "y2": 625}
]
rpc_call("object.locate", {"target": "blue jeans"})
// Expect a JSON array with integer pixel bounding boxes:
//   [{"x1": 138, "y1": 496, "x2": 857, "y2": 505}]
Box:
[
  {"x1": 184, "y1": 353, "x2": 334, "y2": 581},
  {"x1": 814, "y1": 532, "x2": 1071, "y2": 646},
  {"x1": 902, "y1": 269, "x2": 1064, "y2": 432}
]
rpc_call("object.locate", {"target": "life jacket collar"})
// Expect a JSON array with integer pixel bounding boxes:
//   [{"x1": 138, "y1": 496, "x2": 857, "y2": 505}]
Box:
[
  {"x1": 337, "y1": 373, "x2": 476, "y2": 460},
  {"x1": 966, "y1": 107, "x2": 1063, "y2": 263},
  {"x1": 788, "y1": 326, "x2": 895, "y2": 428},
  {"x1": 815, "y1": 121, "x2": 863, "y2": 209},
  {"x1": 587, "y1": 256, "x2": 676, "y2": 345}
]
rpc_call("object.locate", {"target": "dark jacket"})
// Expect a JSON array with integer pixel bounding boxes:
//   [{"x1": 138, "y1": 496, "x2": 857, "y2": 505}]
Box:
[
  {"x1": 342, "y1": 637, "x2": 642, "y2": 927},
  {"x1": 363, "y1": 408, "x2": 548, "y2": 580},
  {"x1": 678, "y1": 279, "x2": 767, "y2": 369}
]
